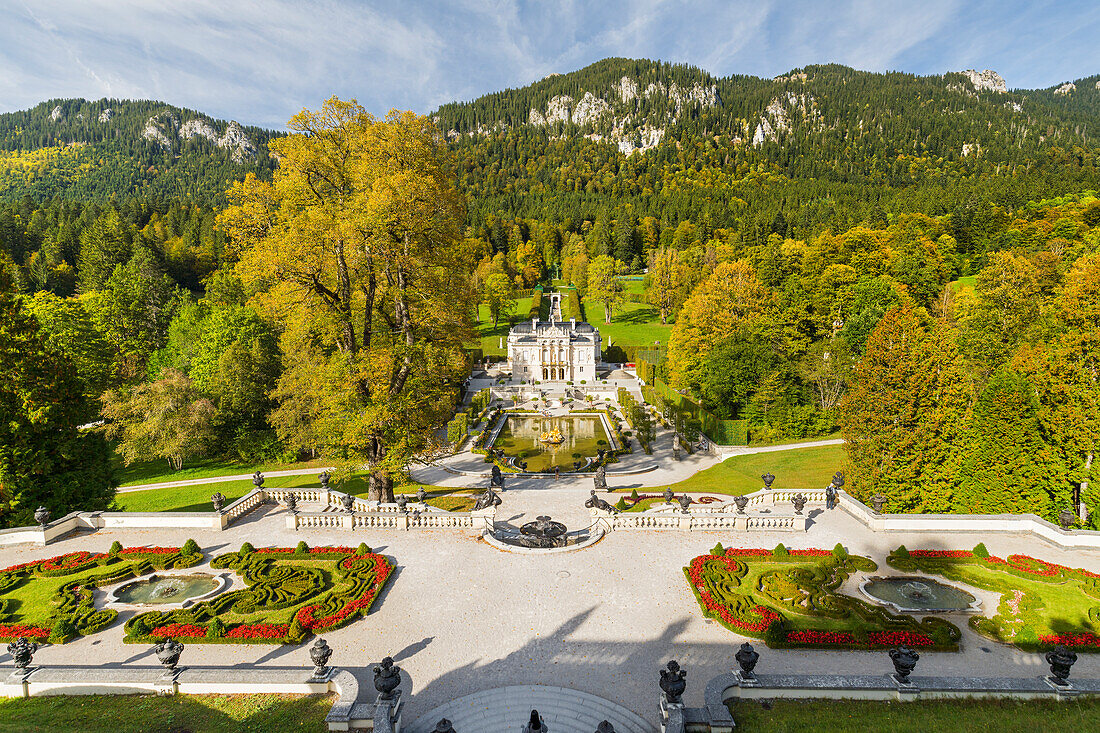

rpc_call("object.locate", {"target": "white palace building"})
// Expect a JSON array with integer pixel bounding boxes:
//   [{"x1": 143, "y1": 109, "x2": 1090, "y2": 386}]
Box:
[{"x1": 507, "y1": 293, "x2": 601, "y2": 383}]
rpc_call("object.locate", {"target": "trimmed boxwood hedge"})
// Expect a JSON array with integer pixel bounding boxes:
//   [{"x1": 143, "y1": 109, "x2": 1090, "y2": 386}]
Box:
[
  {"x1": 0, "y1": 544, "x2": 204, "y2": 643},
  {"x1": 685, "y1": 543, "x2": 961, "y2": 651},
  {"x1": 123, "y1": 545, "x2": 394, "y2": 645}
]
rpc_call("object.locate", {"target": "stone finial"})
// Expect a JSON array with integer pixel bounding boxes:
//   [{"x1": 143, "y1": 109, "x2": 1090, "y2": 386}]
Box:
[
  {"x1": 153, "y1": 637, "x2": 184, "y2": 671},
  {"x1": 210, "y1": 492, "x2": 226, "y2": 512},
  {"x1": 659, "y1": 660, "x2": 687, "y2": 704},
  {"x1": 34, "y1": 506, "x2": 50, "y2": 527},
  {"x1": 761, "y1": 473, "x2": 775, "y2": 490},
  {"x1": 396, "y1": 494, "x2": 408, "y2": 513},
  {"x1": 373, "y1": 656, "x2": 402, "y2": 700},
  {"x1": 7, "y1": 637, "x2": 37, "y2": 669},
  {"x1": 1046, "y1": 645, "x2": 1078, "y2": 685},
  {"x1": 523, "y1": 710, "x2": 547, "y2": 733},
  {"x1": 663, "y1": 487, "x2": 674, "y2": 504},
  {"x1": 416, "y1": 487, "x2": 427, "y2": 504},
  {"x1": 871, "y1": 494, "x2": 887, "y2": 513},
  {"x1": 733, "y1": 495, "x2": 749, "y2": 514},
  {"x1": 309, "y1": 638, "x2": 333, "y2": 678},
  {"x1": 252, "y1": 471, "x2": 265, "y2": 489},
  {"x1": 888, "y1": 646, "x2": 919, "y2": 683},
  {"x1": 791, "y1": 494, "x2": 807, "y2": 514},
  {"x1": 677, "y1": 494, "x2": 693, "y2": 514},
  {"x1": 832, "y1": 471, "x2": 845, "y2": 489},
  {"x1": 1058, "y1": 508, "x2": 1076, "y2": 530},
  {"x1": 285, "y1": 493, "x2": 298, "y2": 513},
  {"x1": 319, "y1": 471, "x2": 331, "y2": 490},
  {"x1": 735, "y1": 642, "x2": 759, "y2": 679},
  {"x1": 340, "y1": 493, "x2": 355, "y2": 513}
]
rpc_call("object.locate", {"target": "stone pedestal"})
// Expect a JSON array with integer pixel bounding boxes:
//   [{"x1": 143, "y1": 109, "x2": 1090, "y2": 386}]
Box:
[
  {"x1": 1044, "y1": 676, "x2": 1080, "y2": 698},
  {"x1": 373, "y1": 690, "x2": 403, "y2": 733}
]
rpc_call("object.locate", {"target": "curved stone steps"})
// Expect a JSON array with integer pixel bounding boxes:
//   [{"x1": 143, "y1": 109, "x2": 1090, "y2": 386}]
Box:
[{"x1": 406, "y1": 684, "x2": 654, "y2": 733}]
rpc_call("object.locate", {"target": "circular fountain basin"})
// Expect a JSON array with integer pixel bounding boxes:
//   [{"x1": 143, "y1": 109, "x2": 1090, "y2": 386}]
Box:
[
  {"x1": 859, "y1": 575, "x2": 981, "y2": 613},
  {"x1": 107, "y1": 572, "x2": 227, "y2": 608}
]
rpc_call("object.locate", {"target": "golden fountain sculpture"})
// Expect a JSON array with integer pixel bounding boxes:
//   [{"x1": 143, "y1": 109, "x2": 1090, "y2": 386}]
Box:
[{"x1": 539, "y1": 428, "x2": 565, "y2": 444}]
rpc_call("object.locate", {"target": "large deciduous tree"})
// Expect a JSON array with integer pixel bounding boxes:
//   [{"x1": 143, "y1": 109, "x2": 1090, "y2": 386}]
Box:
[
  {"x1": 587, "y1": 255, "x2": 623, "y2": 323},
  {"x1": 217, "y1": 99, "x2": 476, "y2": 501}
]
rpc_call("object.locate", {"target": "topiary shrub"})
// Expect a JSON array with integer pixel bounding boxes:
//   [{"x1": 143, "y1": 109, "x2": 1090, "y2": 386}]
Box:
[
  {"x1": 109, "y1": 541, "x2": 123, "y2": 556},
  {"x1": 296, "y1": 541, "x2": 310, "y2": 555},
  {"x1": 207, "y1": 618, "x2": 225, "y2": 639},
  {"x1": 240, "y1": 542, "x2": 255, "y2": 555},
  {"x1": 773, "y1": 543, "x2": 789, "y2": 557},
  {"x1": 894, "y1": 545, "x2": 909, "y2": 558},
  {"x1": 615, "y1": 497, "x2": 629, "y2": 511},
  {"x1": 1015, "y1": 624, "x2": 1039, "y2": 647},
  {"x1": 711, "y1": 542, "x2": 726, "y2": 556},
  {"x1": 50, "y1": 617, "x2": 76, "y2": 644},
  {"x1": 356, "y1": 542, "x2": 372, "y2": 555},
  {"x1": 765, "y1": 619, "x2": 787, "y2": 647},
  {"x1": 973, "y1": 543, "x2": 990, "y2": 558},
  {"x1": 630, "y1": 489, "x2": 639, "y2": 502},
  {"x1": 181, "y1": 538, "x2": 200, "y2": 556},
  {"x1": 832, "y1": 543, "x2": 848, "y2": 560}
]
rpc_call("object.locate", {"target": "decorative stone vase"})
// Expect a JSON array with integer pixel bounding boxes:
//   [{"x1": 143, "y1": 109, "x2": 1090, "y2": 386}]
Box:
[
  {"x1": 1058, "y1": 509, "x2": 1076, "y2": 530},
  {"x1": 791, "y1": 494, "x2": 807, "y2": 515},
  {"x1": 761, "y1": 473, "x2": 775, "y2": 490},
  {"x1": 888, "y1": 646, "x2": 919, "y2": 683},
  {"x1": 252, "y1": 471, "x2": 265, "y2": 489},
  {"x1": 7, "y1": 637, "x2": 37, "y2": 669},
  {"x1": 659, "y1": 660, "x2": 687, "y2": 704},
  {"x1": 735, "y1": 642, "x2": 759, "y2": 678},
  {"x1": 677, "y1": 495, "x2": 693, "y2": 514},
  {"x1": 34, "y1": 506, "x2": 50, "y2": 527},
  {"x1": 733, "y1": 495, "x2": 749, "y2": 514},
  {"x1": 210, "y1": 492, "x2": 226, "y2": 512},
  {"x1": 663, "y1": 487, "x2": 674, "y2": 504},
  {"x1": 341, "y1": 494, "x2": 355, "y2": 513},
  {"x1": 319, "y1": 471, "x2": 331, "y2": 491},
  {"x1": 416, "y1": 487, "x2": 427, "y2": 504},
  {"x1": 154, "y1": 638, "x2": 184, "y2": 671},
  {"x1": 373, "y1": 656, "x2": 402, "y2": 700},
  {"x1": 832, "y1": 471, "x2": 845, "y2": 489},
  {"x1": 309, "y1": 638, "x2": 333, "y2": 678},
  {"x1": 285, "y1": 494, "x2": 297, "y2": 513},
  {"x1": 871, "y1": 494, "x2": 887, "y2": 514},
  {"x1": 396, "y1": 495, "x2": 408, "y2": 513},
  {"x1": 1045, "y1": 645, "x2": 1077, "y2": 685}
]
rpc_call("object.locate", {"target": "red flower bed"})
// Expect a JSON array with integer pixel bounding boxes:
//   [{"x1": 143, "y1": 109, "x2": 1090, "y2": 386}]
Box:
[
  {"x1": 1040, "y1": 633, "x2": 1100, "y2": 648},
  {"x1": 312, "y1": 546, "x2": 355, "y2": 554},
  {"x1": 786, "y1": 630, "x2": 856, "y2": 645},
  {"x1": 119, "y1": 547, "x2": 179, "y2": 555},
  {"x1": 151, "y1": 623, "x2": 207, "y2": 638},
  {"x1": 0, "y1": 624, "x2": 50, "y2": 639},
  {"x1": 910, "y1": 550, "x2": 973, "y2": 558},
  {"x1": 294, "y1": 553, "x2": 393, "y2": 631},
  {"x1": 868, "y1": 631, "x2": 934, "y2": 647},
  {"x1": 722, "y1": 548, "x2": 771, "y2": 556},
  {"x1": 226, "y1": 623, "x2": 289, "y2": 639},
  {"x1": 40, "y1": 551, "x2": 104, "y2": 571},
  {"x1": 255, "y1": 548, "x2": 294, "y2": 553},
  {"x1": 789, "y1": 549, "x2": 832, "y2": 557}
]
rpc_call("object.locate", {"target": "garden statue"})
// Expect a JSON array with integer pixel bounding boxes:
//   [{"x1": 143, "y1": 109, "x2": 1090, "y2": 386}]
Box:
[
  {"x1": 659, "y1": 660, "x2": 687, "y2": 704},
  {"x1": 593, "y1": 463, "x2": 608, "y2": 492},
  {"x1": 519, "y1": 460, "x2": 528, "y2": 471},
  {"x1": 340, "y1": 493, "x2": 355, "y2": 512},
  {"x1": 252, "y1": 471, "x2": 265, "y2": 489},
  {"x1": 211, "y1": 492, "x2": 226, "y2": 512},
  {"x1": 395, "y1": 494, "x2": 408, "y2": 513},
  {"x1": 1045, "y1": 645, "x2": 1078, "y2": 685},
  {"x1": 791, "y1": 494, "x2": 807, "y2": 515},
  {"x1": 672, "y1": 433, "x2": 681, "y2": 461},
  {"x1": 523, "y1": 710, "x2": 548, "y2": 733},
  {"x1": 663, "y1": 487, "x2": 675, "y2": 505},
  {"x1": 373, "y1": 656, "x2": 402, "y2": 700},
  {"x1": 416, "y1": 487, "x2": 427, "y2": 504},
  {"x1": 1058, "y1": 508, "x2": 1076, "y2": 530},
  {"x1": 319, "y1": 471, "x2": 331, "y2": 491},
  {"x1": 585, "y1": 490, "x2": 619, "y2": 514},
  {"x1": 824, "y1": 483, "x2": 837, "y2": 510},
  {"x1": 596, "y1": 722, "x2": 616, "y2": 733},
  {"x1": 677, "y1": 494, "x2": 693, "y2": 514},
  {"x1": 734, "y1": 642, "x2": 759, "y2": 679},
  {"x1": 154, "y1": 637, "x2": 184, "y2": 671},
  {"x1": 761, "y1": 473, "x2": 775, "y2": 490},
  {"x1": 733, "y1": 495, "x2": 749, "y2": 514},
  {"x1": 888, "y1": 646, "x2": 919, "y2": 683},
  {"x1": 474, "y1": 486, "x2": 502, "y2": 511},
  {"x1": 285, "y1": 493, "x2": 298, "y2": 514},
  {"x1": 491, "y1": 464, "x2": 504, "y2": 488},
  {"x1": 7, "y1": 637, "x2": 37, "y2": 669},
  {"x1": 34, "y1": 506, "x2": 50, "y2": 527},
  {"x1": 871, "y1": 494, "x2": 887, "y2": 513},
  {"x1": 433, "y1": 720, "x2": 456, "y2": 733},
  {"x1": 310, "y1": 638, "x2": 333, "y2": 678}
]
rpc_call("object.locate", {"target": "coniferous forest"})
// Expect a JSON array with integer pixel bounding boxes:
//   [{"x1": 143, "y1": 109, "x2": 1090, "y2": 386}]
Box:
[{"x1": 1, "y1": 58, "x2": 1099, "y2": 526}]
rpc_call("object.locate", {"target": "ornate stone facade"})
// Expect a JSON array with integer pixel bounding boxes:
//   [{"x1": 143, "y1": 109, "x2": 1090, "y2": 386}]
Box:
[{"x1": 507, "y1": 311, "x2": 600, "y2": 383}]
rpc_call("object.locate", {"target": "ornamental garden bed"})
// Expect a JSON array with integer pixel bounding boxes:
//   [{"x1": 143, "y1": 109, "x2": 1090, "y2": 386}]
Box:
[
  {"x1": 0, "y1": 542, "x2": 204, "y2": 644},
  {"x1": 684, "y1": 544, "x2": 961, "y2": 650},
  {"x1": 123, "y1": 542, "x2": 393, "y2": 644},
  {"x1": 887, "y1": 545, "x2": 1100, "y2": 651}
]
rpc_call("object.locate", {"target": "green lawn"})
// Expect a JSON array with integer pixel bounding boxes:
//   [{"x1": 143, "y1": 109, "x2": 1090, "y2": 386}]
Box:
[
  {"x1": 948, "y1": 275, "x2": 977, "y2": 292},
  {"x1": 584, "y1": 297, "x2": 671, "y2": 356},
  {"x1": 113, "y1": 452, "x2": 332, "y2": 488},
  {"x1": 617, "y1": 444, "x2": 846, "y2": 496},
  {"x1": 0, "y1": 694, "x2": 332, "y2": 733},
  {"x1": 115, "y1": 474, "x2": 466, "y2": 512},
  {"x1": 731, "y1": 698, "x2": 1100, "y2": 733},
  {"x1": 474, "y1": 297, "x2": 536, "y2": 356}
]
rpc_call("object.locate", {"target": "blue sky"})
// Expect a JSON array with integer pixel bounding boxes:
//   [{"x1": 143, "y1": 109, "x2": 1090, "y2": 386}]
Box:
[{"x1": 2, "y1": 0, "x2": 1098, "y2": 129}]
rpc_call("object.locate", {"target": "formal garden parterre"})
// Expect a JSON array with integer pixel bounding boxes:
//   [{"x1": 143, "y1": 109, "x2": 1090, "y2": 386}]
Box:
[
  {"x1": 888, "y1": 545, "x2": 1100, "y2": 651},
  {"x1": 684, "y1": 543, "x2": 962, "y2": 651}
]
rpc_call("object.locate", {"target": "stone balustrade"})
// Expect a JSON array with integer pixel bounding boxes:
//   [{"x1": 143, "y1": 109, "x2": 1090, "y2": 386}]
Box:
[{"x1": 593, "y1": 507, "x2": 807, "y2": 532}]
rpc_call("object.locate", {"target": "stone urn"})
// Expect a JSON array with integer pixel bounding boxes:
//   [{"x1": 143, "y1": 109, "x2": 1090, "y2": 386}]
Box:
[
  {"x1": 210, "y1": 492, "x2": 226, "y2": 512},
  {"x1": 34, "y1": 506, "x2": 50, "y2": 527},
  {"x1": 663, "y1": 487, "x2": 674, "y2": 505},
  {"x1": 319, "y1": 471, "x2": 331, "y2": 491},
  {"x1": 888, "y1": 646, "x2": 919, "y2": 683},
  {"x1": 309, "y1": 638, "x2": 333, "y2": 678},
  {"x1": 416, "y1": 487, "x2": 427, "y2": 504},
  {"x1": 735, "y1": 642, "x2": 759, "y2": 679},
  {"x1": 154, "y1": 638, "x2": 184, "y2": 671},
  {"x1": 340, "y1": 493, "x2": 355, "y2": 513},
  {"x1": 395, "y1": 495, "x2": 408, "y2": 513},
  {"x1": 677, "y1": 494, "x2": 693, "y2": 514},
  {"x1": 373, "y1": 656, "x2": 402, "y2": 700},
  {"x1": 7, "y1": 637, "x2": 37, "y2": 669},
  {"x1": 871, "y1": 494, "x2": 887, "y2": 514},
  {"x1": 1058, "y1": 508, "x2": 1076, "y2": 530},
  {"x1": 1045, "y1": 645, "x2": 1078, "y2": 685},
  {"x1": 285, "y1": 494, "x2": 298, "y2": 513},
  {"x1": 733, "y1": 495, "x2": 749, "y2": 514},
  {"x1": 832, "y1": 471, "x2": 845, "y2": 490},
  {"x1": 761, "y1": 473, "x2": 775, "y2": 490},
  {"x1": 659, "y1": 660, "x2": 687, "y2": 704},
  {"x1": 791, "y1": 494, "x2": 807, "y2": 515},
  {"x1": 252, "y1": 471, "x2": 265, "y2": 489}
]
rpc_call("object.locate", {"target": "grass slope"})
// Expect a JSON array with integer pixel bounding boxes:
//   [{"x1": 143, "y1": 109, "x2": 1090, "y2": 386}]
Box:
[
  {"x1": 0, "y1": 693, "x2": 332, "y2": 733},
  {"x1": 113, "y1": 453, "x2": 332, "y2": 488}
]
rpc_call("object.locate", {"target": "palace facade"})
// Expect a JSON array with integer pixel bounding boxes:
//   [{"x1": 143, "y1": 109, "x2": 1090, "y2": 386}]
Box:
[{"x1": 507, "y1": 313, "x2": 601, "y2": 383}]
